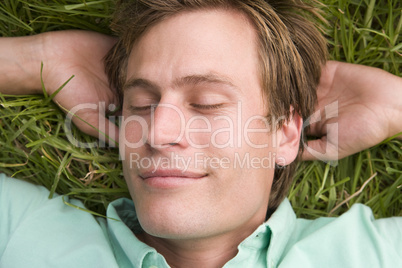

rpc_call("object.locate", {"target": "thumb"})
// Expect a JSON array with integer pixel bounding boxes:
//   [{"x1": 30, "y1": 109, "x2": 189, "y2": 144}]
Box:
[
  {"x1": 97, "y1": 116, "x2": 120, "y2": 147},
  {"x1": 79, "y1": 115, "x2": 120, "y2": 147},
  {"x1": 66, "y1": 111, "x2": 120, "y2": 148}
]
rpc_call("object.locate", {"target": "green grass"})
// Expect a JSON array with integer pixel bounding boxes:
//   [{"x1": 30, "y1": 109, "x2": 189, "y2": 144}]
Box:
[{"x1": 0, "y1": 0, "x2": 401, "y2": 218}]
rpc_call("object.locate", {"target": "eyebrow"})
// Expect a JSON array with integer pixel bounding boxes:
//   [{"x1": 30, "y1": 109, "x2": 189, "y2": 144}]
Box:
[
  {"x1": 123, "y1": 73, "x2": 240, "y2": 93},
  {"x1": 123, "y1": 78, "x2": 160, "y2": 92}
]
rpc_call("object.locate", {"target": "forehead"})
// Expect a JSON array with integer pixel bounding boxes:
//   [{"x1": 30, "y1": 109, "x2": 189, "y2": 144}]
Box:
[{"x1": 126, "y1": 8, "x2": 261, "y2": 96}]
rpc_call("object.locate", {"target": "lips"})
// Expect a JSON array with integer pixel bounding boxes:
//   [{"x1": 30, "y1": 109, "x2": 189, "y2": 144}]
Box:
[
  {"x1": 139, "y1": 169, "x2": 208, "y2": 189},
  {"x1": 139, "y1": 169, "x2": 207, "y2": 180}
]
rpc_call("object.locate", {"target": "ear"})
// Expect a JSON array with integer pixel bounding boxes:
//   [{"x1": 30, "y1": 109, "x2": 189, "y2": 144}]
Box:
[{"x1": 275, "y1": 110, "x2": 303, "y2": 166}]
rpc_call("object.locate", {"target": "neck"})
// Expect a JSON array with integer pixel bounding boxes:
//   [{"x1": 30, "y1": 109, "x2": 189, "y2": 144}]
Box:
[{"x1": 137, "y1": 222, "x2": 262, "y2": 268}]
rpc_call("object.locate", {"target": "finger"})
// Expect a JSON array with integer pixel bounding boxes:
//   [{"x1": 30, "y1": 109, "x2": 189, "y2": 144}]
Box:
[
  {"x1": 305, "y1": 101, "x2": 340, "y2": 135},
  {"x1": 96, "y1": 117, "x2": 120, "y2": 147},
  {"x1": 301, "y1": 139, "x2": 323, "y2": 161},
  {"x1": 304, "y1": 121, "x2": 323, "y2": 137},
  {"x1": 303, "y1": 107, "x2": 328, "y2": 137},
  {"x1": 301, "y1": 138, "x2": 338, "y2": 161},
  {"x1": 70, "y1": 114, "x2": 119, "y2": 147}
]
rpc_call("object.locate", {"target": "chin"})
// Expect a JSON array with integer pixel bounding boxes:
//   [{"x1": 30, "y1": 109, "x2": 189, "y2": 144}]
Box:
[
  {"x1": 136, "y1": 205, "x2": 212, "y2": 240},
  {"x1": 139, "y1": 218, "x2": 205, "y2": 240}
]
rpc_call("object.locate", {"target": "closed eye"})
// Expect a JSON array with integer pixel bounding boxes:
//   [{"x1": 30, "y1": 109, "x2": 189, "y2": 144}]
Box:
[
  {"x1": 129, "y1": 104, "x2": 157, "y2": 112},
  {"x1": 191, "y1": 103, "x2": 224, "y2": 110}
]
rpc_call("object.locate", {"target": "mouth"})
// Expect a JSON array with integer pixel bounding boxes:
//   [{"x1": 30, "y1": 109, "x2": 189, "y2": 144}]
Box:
[{"x1": 139, "y1": 169, "x2": 208, "y2": 189}]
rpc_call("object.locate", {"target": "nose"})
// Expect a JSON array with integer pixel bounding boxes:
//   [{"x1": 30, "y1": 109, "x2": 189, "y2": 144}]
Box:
[{"x1": 147, "y1": 102, "x2": 186, "y2": 148}]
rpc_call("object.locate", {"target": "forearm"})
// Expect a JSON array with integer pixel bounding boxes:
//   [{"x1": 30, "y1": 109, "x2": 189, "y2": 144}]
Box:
[{"x1": 0, "y1": 35, "x2": 45, "y2": 95}]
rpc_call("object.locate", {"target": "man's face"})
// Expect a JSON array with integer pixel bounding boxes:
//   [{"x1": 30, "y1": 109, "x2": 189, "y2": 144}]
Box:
[{"x1": 120, "y1": 9, "x2": 280, "y2": 241}]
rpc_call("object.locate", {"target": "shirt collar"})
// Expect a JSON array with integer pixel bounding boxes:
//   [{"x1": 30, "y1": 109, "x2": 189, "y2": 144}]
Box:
[
  {"x1": 106, "y1": 198, "x2": 169, "y2": 267},
  {"x1": 265, "y1": 198, "x2": 297, "y2": 267}
]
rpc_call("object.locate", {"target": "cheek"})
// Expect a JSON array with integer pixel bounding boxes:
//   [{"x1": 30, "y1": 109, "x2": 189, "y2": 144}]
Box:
[
  {"x1": 185, "y1": 116, "x2": 232, "y2": 149},
  {"x1": 119, "y1": 116, "x2": 150, "y2": 170},
  {"x1": 210, "y1": 157, "x2": 273, "y2": 224},
  {"x1": 121, "y1": 161, "x2": 137, "y2": 200},
  {"x1": 209, "y1": 118, "x2": 234, "y2": 148},
  {"x1": 185, "y1": 125, "x2": 212, "y2": 149},
  {"x1": 119, "y1": 115, "x2": 149, "y2": 151},
  {"x1": 242, "y1": 116, "x2": 274, "y2": 148}
]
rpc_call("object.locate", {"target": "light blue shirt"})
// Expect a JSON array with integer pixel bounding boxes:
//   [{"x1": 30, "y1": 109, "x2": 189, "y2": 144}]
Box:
[{"x1": 1, "y1": 174, "x2": 401, "y2": 267}]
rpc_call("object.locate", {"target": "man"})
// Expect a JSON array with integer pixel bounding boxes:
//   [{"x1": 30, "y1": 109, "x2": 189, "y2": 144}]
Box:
[{"x1": 0, "y1": 0, "x2": 401, "y2": 267}]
